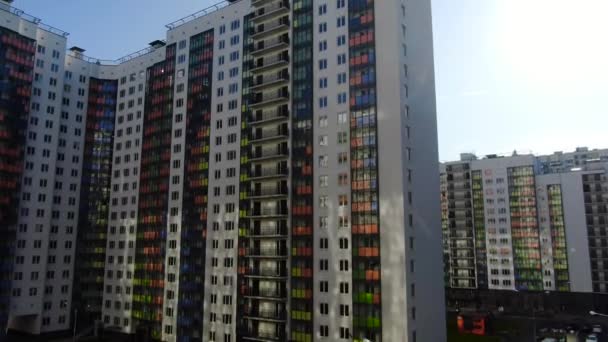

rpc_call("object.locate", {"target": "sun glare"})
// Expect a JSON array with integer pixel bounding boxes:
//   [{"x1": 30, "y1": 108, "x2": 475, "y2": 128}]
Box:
[{"x1": 497, "y1": 0, "x2": 608, "y2": 87}]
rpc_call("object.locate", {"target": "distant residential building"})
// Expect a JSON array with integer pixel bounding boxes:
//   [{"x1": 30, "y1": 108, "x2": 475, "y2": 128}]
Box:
[
  {"x1": 0, "y1": 0, "x2": 445, "y2": 341},
  {"x1": 441, "y1": 148, "x2": 608, "y2": 293}
]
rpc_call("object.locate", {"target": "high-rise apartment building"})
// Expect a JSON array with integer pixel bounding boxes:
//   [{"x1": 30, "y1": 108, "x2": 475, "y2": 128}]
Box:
[
  {"x1": 0, "y1": 0, "x2": 444, "y2": 341},
  {"x1": 442, "y1": 148, "x2": 608, "y2": 294}
]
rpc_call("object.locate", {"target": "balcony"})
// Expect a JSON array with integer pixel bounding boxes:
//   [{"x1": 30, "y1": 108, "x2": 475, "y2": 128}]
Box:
[
  {"x1": 245, "y1": 208, "x2": 288, "y2": 218},
  {"x1": 245, "y1": 247, "x2": 289, "y2": 259},
  {"x1": 250, "y1": 146, "x2": 289, "y2": 161},
  {"x1": 249, "y1": 106, "x2": 289, "y2": 125},
  {"x1": 250, "y1": 53, "x2": 289, "y2": 73},
  {"x1": 250, "y1": 88, "x2": 290, "y2": 109},
  {"x1": 250, "y1": 167, "x2": 289, "y2": 181},
  {"x1": 243, "y1": 287, "x2": 288, "y2": 300},
  {"x1": 250, "y1": 127, "x2": 289, "y2": 143},
  {"x1": 251, "y1": 34, "x2": 290, "y2": 56},
  {"x1": 243, "y1": 308, "x2": 287, "y2": 322},
  {"x1": 251, "y1": 17, "x2": 290, "y2": 40},
  {"x1": 251, "y1": 0, "x2": 275, "y2": 6},
  {"x1": 248, "y1": 185, "x2": 288, "y2": 198},
  {"x1": 245, "y1": 266, "x2": 288, "y2": 278},
  {"x1": 251, "y1": 69, "x2": 289, "y2": 91},
  {"x1": 250, "y1": 222, "x2": 288, "y2": 237},
  {"x1": 252, "y1": 1, "x2": 290, "y2": 23}
]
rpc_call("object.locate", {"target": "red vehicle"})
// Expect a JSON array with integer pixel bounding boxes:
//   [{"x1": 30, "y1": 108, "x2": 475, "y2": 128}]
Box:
[{"x1": 457, "y1": 312, "x2": 493, "y2": 336}]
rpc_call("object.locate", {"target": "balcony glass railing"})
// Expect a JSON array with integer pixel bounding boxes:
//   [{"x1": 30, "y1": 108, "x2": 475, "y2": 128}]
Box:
[
  {"x1": 246, "y1": 208, "x2": 288, "y2": 217},
  {"x1": 251, "y1": 70, "x2": 289, "y2": 88},
  {"x1": 250, "y1": 128, "x2": 289, "y2": 141},
  {"x1": 252, "y1": 1, "x2": 290, "y2": 20},
  {"x1": 250, "y1": 146, "x2": 289, "y2": 160},
  {"x1": 250, "y1": 106, "x2": 289, "y2": 124}
]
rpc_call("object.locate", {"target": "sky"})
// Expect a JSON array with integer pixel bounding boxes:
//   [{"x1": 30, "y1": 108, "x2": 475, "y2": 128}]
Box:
[{"x1": 13, "y1": 0, "x2": 608, "y2": 161}]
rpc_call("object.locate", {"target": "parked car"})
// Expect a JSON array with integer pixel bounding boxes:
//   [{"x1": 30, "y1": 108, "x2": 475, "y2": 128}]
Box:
[
  {"x1": 585, "y1": 334, "x2": 599, "y2": 342},
  {"x1": 566, "y1": 323, "x2": 580, "y2": 335},
  {"x1": 591, "y1": 324, "x2": 604, "y2": 334}
]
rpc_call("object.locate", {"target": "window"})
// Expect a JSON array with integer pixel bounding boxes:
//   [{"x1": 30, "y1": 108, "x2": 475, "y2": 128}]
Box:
[
  {"x1": 339, "y1": 282, "x2": 349, "y2": 294},
  {"x1": 230, "y1": 35, "x2": 240, "y2": 46},
  {"x1": 319, "y1": 196, "x2": 328, "y2": 208},
  {"x1": 319, "y1": 22, "x2": 327, "y2": 33},
  {"x1": 320, "y1": 175, "x2": 328, "y2": 187},
  {"x1": 318, "y1": 4, "x2": 327, "y2": 15},
  {"x1": 319, "y1": 77, "x2": 328, "y2": 88},
  {"x1": 319, "y1": 116, "x2": 328, "y2": 127},
  {"x1": 339, "y1": 259, "x2": 349, "y2": 271},
  {"x1": 319, "y1": 97, "x2": 328, "y2": 108},
  {"x1": 319, "y1": 259, "x2": 329, "y2": 271},
  {"x1": 319, "y1": 59, "x2": 328, "y2": 70},
  {"x1": 320, "y1": 325, "x2": 329, "y2": 337},
  {"x1": 319, "y1": 40, "x2": 327, "y2": 52}
]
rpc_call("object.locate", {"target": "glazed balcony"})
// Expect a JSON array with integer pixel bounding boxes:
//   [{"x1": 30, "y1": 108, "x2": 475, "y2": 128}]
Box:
[
  {"x1": 251, "y1": 34, "x2": 290, "y2": 57},
  {"x1": 251, "y1": 0, "x2": 290, "y2": 23}
]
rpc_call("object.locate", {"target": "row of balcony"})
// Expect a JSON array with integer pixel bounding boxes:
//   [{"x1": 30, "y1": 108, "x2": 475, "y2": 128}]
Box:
[
  {"x1": 250, "y1": 17, "x2": 290, "y2": 40},
  {"x1": 248, "y1": 184, "x2": 288, "y2": 198},
  {"x1": 250, "y1": 145, "x2": 289, "y2": 161},
  {"x1": 249, "y1": 125, "x2": 289, "y2": 144},
  {"x1": 251, "y1": 0, "x2": 290, "y2": 23},
  {"x1": 249, "y1": 166, "x2": 289, "y2": 181},
  {"x1": 249, "y1": 105, "x2": 289, "y2": 126},
  {"x1": 250, "y1": 34, "x2": 289, "y2": 57},
  {"x1": 244, "y1": 247, "x2": 288, "y2": 258},
  {"x1": 250, "y1": 69, "x2": 289, "y2": 90},
  {"x1": 250, "y1": 88, "x2": 290, "y2": 109}
]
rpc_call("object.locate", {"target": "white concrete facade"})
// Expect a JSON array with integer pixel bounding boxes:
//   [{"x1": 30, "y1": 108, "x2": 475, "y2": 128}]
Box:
[{"x1": 2, "y1": 1, "x2": 445, "y2": 340}]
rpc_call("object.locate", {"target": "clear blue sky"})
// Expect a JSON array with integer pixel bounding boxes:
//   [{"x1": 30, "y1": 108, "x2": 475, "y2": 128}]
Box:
[{"x1": 13, "y1": 0, "x2": 608, "y2": 161}]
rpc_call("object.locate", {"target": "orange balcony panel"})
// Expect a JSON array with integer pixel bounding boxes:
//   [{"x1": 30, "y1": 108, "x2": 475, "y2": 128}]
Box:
[
  {"x1": 359, "y1": 247, "x2": 380, "y2": 257},
  {"x1": 373, "y1": 294, "x2": 381, "y2": 304},
  {"x1": 302, "y1": 165, "x2": 312, "y2": 175},
  {"x1": 365, "y1": 270, "x2": 380, "y2": 281}
]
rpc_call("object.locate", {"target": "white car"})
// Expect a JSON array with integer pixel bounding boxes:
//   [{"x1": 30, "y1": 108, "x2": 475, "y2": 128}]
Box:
[{"x1": 586, "y1": 334, "x2": 599, "y2": 342}]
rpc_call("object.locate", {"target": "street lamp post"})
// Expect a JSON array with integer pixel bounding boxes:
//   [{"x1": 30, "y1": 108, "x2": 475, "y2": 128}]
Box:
[
  {"x1": 590, "y1": 310, "x2": 608, "y2": 318},
  {"x1": 73, "y1": 308, "x2": 78, "y2": 342}
]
